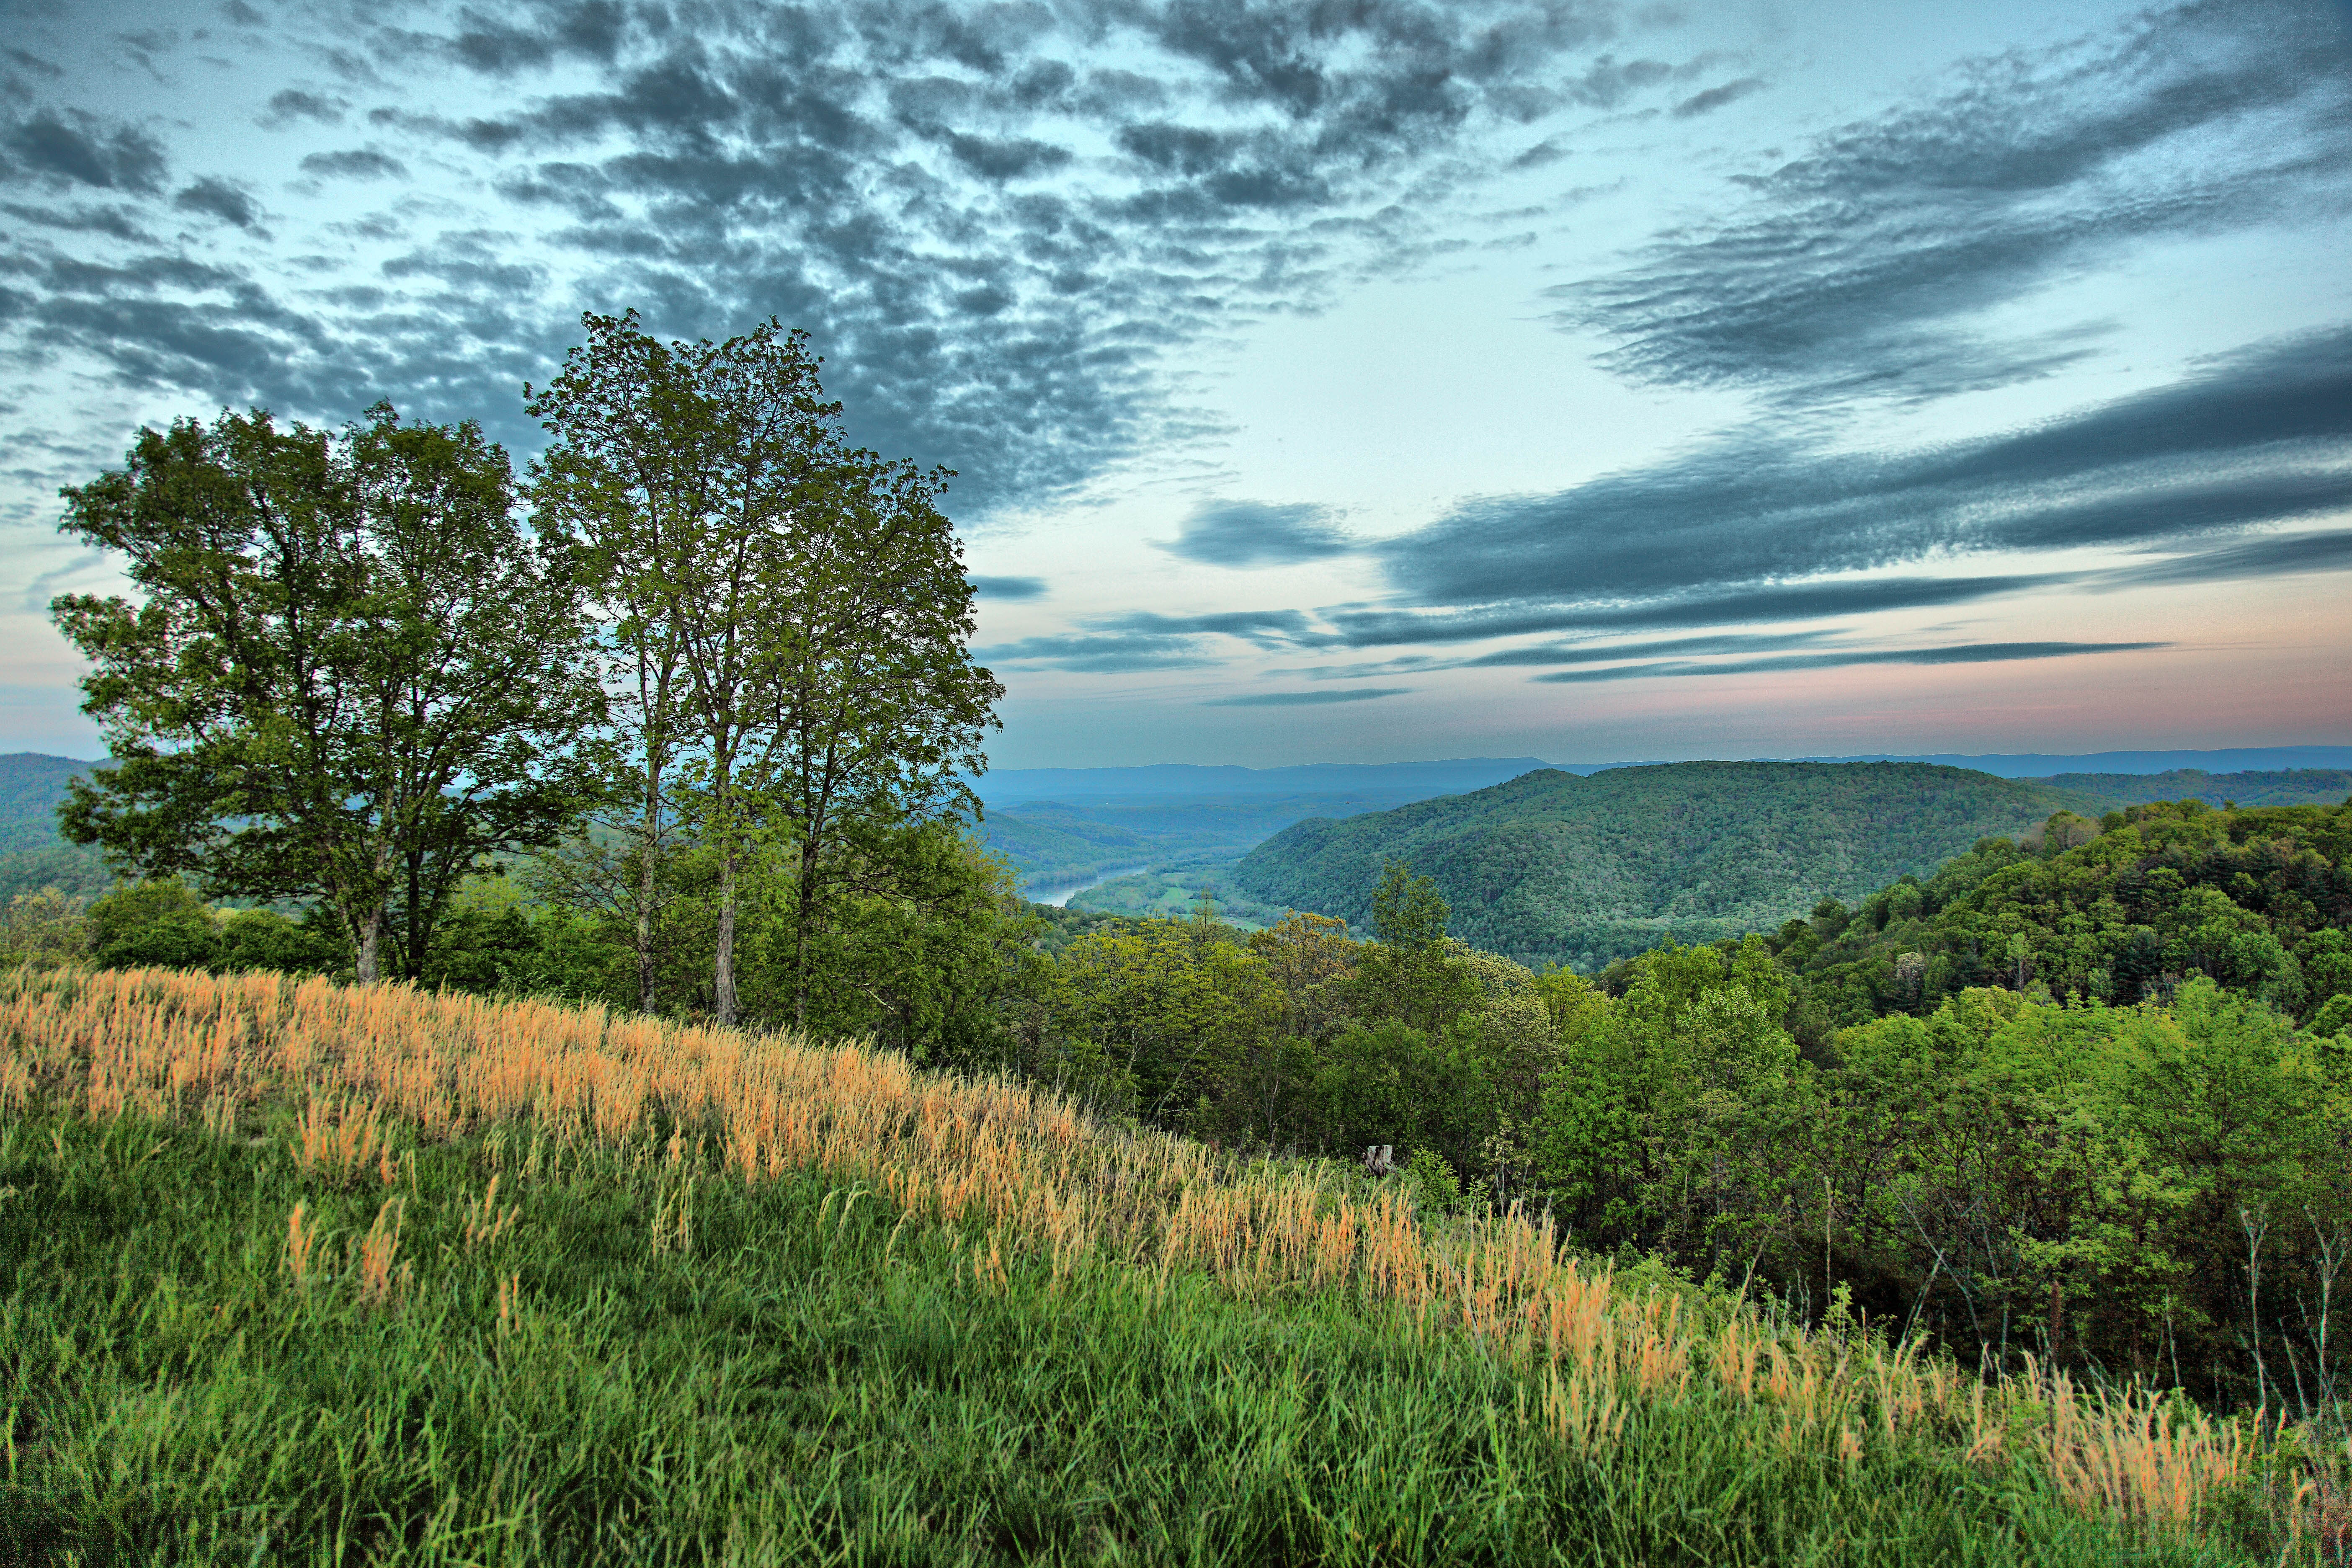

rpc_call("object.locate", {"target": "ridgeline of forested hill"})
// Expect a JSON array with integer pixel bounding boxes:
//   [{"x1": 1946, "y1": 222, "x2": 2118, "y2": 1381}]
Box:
[
  {"x1": 1232, "y1": 761, "x2": 2093, "y2": 968},
  {"x1": 2020, "y1": 766, "x2": 2352, "y2": 812},
  {"x1": 1746, "y1": 793, "x2": 2352, "y2": 1036}
]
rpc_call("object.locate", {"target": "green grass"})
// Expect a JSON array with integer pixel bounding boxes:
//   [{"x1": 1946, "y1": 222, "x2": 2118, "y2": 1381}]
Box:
[{"x1": 0, "y1": 1107, "x2": 2285, "y2": 1566}]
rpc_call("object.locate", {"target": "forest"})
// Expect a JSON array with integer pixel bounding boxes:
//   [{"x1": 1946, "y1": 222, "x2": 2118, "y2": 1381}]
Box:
[{"x1": 1233, "y1": 761, "x2": 2097, "y2": 967}]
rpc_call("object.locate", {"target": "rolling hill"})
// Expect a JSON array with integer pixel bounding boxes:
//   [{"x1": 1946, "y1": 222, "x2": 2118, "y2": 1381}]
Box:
[
  {"x1": 0, "y1": 753, "x2": 108, "y2": 901},
  {"x1": 1232, "y1": 761, "x2": 2094, "y2": 968},
  {"x1": 2020, "y1": 767, "x2": 2352, "y2": 812}
]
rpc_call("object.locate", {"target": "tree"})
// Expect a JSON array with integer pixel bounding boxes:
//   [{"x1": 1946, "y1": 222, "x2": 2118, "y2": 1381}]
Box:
[
  {"x1": 526, "y1": 314, "x2": 728, "y2": 1014},
  {"x1": 52, "y1": 404, "x2": 607, "y2": 983},
  {"x1": 530, "y1": 312, "x2": 1003, "y2": 1027},
  {"x1": 1356, "y1": 864, "x2": 1478, "y2": 1031}
]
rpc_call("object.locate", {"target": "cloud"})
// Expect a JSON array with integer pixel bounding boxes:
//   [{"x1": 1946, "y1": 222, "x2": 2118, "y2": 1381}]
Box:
[
  {"x1": 0, "y1": 0, "x2": 1745, "y2": 525},
  {"x1": 298, "y1": 149, "x2": 408, "y2": 181},
  {"x1": 1159, "y1": 499, "x2": 1354, "y2": 567},
  {"x1": 1670, "y1": 77, "x2": 1765, "y2": 117},
  {"x1": 2093, "y1": 526, "x2": 2352, "y2": 587},
  {"x1": 1530, "y1": 640, "x2": 2166, "y2": 682},
  {"x1": 1202, "y1": 688, "x2": 1414, "y2": 706},
  {"x1": 1376, "y1": 325, "x2": 2352, "y2": 615},
  {"x1": 972, "y1": 632, "x2": 1221, "y2": 673},
  {"x1": 3, "y1": 111, "x2": 167, "y2": 193},
  {"x1": 0, "y1": 202, "x2": 152, "y2": 242},
  {"x1": 1331, "y1": 573, "x2": 2066, "y2": 647},
  {"x1": 1467, "y1": 629, "x2": 1836, "y2": 664},
  {"x1": 1558, "y1": 0, "x2": 2352, "y2": 402},
  {"x1": 1092, "y1": 608, "x2": 1336, "y2": 650},
  {"x1": 260, "y1": 89, "x2": 346, "y2": 127},
  {"x1": 970, "y1": 574, "x2": 1048, "y2": 600},
  {"x1": 172, "y1": 177, "x2": 260, "y2": 230}
]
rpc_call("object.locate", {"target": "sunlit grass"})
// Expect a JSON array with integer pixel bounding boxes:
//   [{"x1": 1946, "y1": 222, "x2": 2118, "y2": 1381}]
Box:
[{"x1": 0, "y1": 964, "x2": 2328, "y2": 1563}]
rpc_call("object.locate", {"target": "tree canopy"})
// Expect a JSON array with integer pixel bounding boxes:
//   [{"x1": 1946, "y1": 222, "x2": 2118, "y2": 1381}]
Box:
[{"x1": 50, "y1": 403, "x2": 606, "y2": 982}]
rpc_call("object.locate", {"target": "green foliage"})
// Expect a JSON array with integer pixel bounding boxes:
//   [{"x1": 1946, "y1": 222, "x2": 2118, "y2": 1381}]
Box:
[
  {"x1": 0, "y1": 1108, "x2": 2251, "y2": 1565},
  {"x1": 2033, "y1": 768, "x2": 2352, "y2": 812},
  {"x1": 1761, "y1": 797, "x2": 2352, "y2": 1026},
  {"x1": 70, "y1": 879, "x2": 351, "y2": 978},
  {"x1": 1235, "y1": 761, "x2": 2103, "y2": 968},
  {"x1": 527, "y1": 310, "x2": 1003, "y2": 1028},
  {"x1": 50, "y1": 404, "x2": 609, "y2": 984},
  {"x1": 1525, "y1": 960, "x2": 2352, "y2": 1408},
  {"x1": 0, "y1": 887, "x2": 90, "y2": 970}
]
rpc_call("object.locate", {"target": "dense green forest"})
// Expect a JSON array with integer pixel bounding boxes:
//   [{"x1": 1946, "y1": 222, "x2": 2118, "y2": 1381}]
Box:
[
  {"x1": 0, "y1": 755, "x2": 106, "y2": 902},
  {"x1": 2030, "y1": 767, "x2": 2352, "y2": 812},
  {"x1": 1745, "y1": 794, "x2": 2352, "y2": 1038},
  {"x1": 1234, "y1": 761, "x2": 2094, "y2": 967}
]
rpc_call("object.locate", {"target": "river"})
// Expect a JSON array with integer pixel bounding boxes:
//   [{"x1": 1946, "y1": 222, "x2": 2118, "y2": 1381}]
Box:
[{"x1": 1024, "y1": 862, "x2": 1155, "y2": 908}]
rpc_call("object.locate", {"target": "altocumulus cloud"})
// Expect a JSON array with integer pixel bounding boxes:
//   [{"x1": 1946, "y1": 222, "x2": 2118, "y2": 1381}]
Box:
[
  {"x1": 969, "y1": 575, "x2": 1048, "y2": 601},
  {"x1": 1160, "y1": 500, "x2": 1354, "y2": 567},
  {"x1": 0, "y1": 0, "x2": 1740, "y2": 518}
]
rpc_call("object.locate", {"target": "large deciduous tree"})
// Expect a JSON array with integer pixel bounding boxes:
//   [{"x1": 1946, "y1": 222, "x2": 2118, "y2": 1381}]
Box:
[
  {"x1": 51, "y1": 403, "x2": 607, "y2": 983},
  {"x1": 530, "y1": 311, "x2": 1003, "y2": 1027}
]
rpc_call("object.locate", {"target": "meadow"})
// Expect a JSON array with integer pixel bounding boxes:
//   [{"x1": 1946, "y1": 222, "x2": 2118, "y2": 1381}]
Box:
[{"x1": 0, "y1": 963, "x2": 2333, "y2": 1564}]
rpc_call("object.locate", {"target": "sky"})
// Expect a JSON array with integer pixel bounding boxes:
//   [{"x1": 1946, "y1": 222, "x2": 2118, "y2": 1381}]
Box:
[{"x1": 3, "y1": 0, "x2": 2349, "y2": 769}]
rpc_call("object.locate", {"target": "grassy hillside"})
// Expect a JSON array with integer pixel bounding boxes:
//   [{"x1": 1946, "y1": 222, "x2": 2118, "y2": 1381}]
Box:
[
  {"x1": 0, "y1": 967, "x2": 2303, "y2": 1564},
  {"x1": 1234, "y1": 761, "x2": 2089, "y2": 968}
]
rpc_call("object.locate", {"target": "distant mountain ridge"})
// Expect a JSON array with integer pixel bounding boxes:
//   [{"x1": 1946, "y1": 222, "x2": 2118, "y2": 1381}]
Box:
[
  {"x1": 1232, "y1": 761, "x2": 2098, "y2": 969},
  {"x1": 973, "y1": 758, "x2": 1571, "y2": 805},
  {"x1": 1796, "y1": 745, "x2": 2352, "y2": 776},
  {"x1": 2023, "y1": 768, "x2": 2352, "y2": 812},
  {"x1": 972, "y1": 746, "x2": 2352, "y2": 803}
]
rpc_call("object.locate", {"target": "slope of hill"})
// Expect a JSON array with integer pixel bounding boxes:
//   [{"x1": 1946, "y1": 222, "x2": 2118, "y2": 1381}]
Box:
[
  {"x1": 0, "y1": 753, "x2": 95, "y2": 852},
  {"x1": 1233, "y1": 761, "x2": 2092, "y2": 967},
  {"x1": 1750, "y1": 794, "x2": 2352, "y2": 1030},
  {"x1": 0, "y1": 752, "x2": 108, "y2": 900},
  {"x1": 973, "y1": 756, "x2": 1574, "y2": 804},
  {"x1": 0, "y1": 966, "x2": 2278, "y2": 1563},
  {"x1": 983, "y1": 789, "x2": 1527, "y2": 897}
]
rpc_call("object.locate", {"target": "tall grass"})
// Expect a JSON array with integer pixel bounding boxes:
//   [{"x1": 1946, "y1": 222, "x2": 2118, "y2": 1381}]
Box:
[{"x1": 0, "y1": 964, "x2": 2331, "y2": 1563}]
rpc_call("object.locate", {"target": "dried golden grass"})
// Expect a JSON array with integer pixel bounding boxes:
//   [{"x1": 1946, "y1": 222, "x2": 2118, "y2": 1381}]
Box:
[{"x1": 1, "y1": 965, "x2": 2280, "y2": 1537}]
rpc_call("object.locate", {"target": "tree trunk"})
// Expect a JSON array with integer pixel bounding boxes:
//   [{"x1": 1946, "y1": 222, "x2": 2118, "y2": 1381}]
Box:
[
  {"x1": 793, "y1": 848, "x2": 818, "y2": 1034},
  {"x1": 635, "y1": 763, "x2": 661, "y2": 1014},
  {"x1": 713, "y1": 844, "x2": 739, "y2": 1026},
  {"x1": 356, "y1": 908, "x2": 382, "y2": 985}
]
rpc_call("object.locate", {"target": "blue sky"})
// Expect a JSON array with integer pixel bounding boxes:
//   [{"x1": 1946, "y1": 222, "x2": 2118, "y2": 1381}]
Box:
[{"x1": 3, "y1": 0, "x2": 2348, "y2": 767}]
